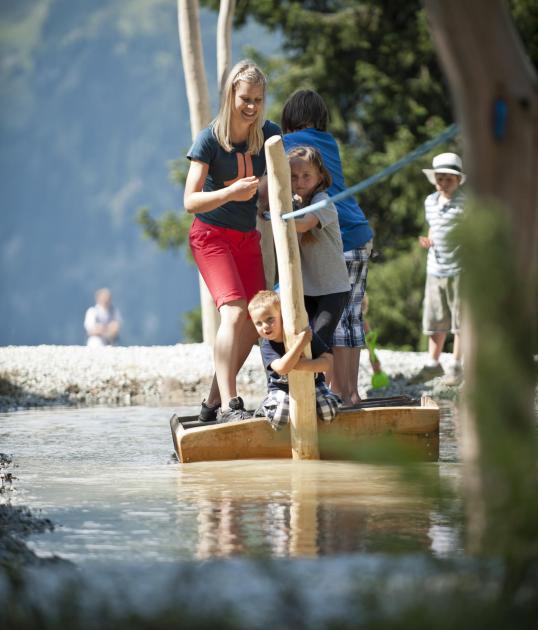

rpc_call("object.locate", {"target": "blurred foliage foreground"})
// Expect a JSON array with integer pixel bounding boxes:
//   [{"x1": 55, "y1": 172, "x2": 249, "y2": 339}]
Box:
[{"x1": 0, "y1": 555, "x2": 536, "y2": 630}]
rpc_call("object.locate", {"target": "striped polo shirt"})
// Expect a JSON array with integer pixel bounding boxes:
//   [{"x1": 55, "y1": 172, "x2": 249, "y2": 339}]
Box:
[{"x1": 424, "y1": 191, "x2": 464, "y2": 277}]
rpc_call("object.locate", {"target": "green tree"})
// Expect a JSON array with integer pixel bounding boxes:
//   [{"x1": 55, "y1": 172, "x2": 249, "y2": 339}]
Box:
[{"x1": 136, "y1": 158, "x2": 192, "y2": 254}]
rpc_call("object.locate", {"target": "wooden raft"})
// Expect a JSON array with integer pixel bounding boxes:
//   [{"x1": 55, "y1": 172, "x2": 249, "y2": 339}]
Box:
[{"x1": 170, "y1": 395, "x2": 440, "y2": 464}]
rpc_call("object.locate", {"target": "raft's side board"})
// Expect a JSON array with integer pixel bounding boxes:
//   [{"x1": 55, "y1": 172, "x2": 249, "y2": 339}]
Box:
[
  {"x1": 328, "y1": 405, "x2": 439, "y2": 436},
  {"x1": 174, "y1": 404, "x2": 440, "y2": 464},
  {"x1": 177, "y1": 418, "x2": 292, "y2": 463},
  {"x1": 319, "y1": 405, "x2": 439, "y2": 461}
]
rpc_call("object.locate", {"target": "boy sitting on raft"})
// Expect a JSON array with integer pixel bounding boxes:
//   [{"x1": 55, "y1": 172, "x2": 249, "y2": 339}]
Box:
[{"x1": 248, "y1": 290, "x2": 341, "y2": 430}]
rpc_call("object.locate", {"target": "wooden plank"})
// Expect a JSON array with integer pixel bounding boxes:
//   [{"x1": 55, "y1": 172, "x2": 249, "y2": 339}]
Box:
[
  {"x1": 318, "y1": 407, "x2": 439, "y2": 462},
  {"x1": 171, "y1": 400, "x2": 440, "y2": 464},
  {"x1": 177, "y1": 417, "x2": 292, "y2": 463},
  {"x1": 325, "y1": 406, "x2": 439, "y2": 436}
]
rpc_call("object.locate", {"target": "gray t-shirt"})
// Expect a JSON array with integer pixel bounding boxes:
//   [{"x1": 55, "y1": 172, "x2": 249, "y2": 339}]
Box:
[{"x1": 299, "y1": 191, "x2": 351, "y2": 296}]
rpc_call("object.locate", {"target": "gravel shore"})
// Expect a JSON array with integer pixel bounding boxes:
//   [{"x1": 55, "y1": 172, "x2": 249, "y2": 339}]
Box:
[{"x1": 0, "y1": 344, "x2": 460, "y2": 411}]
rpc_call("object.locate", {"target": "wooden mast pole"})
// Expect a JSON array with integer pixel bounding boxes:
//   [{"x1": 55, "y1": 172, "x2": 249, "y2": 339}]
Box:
[{"x1": 264, "y1": 136, "x2": 319, "y2": 460}]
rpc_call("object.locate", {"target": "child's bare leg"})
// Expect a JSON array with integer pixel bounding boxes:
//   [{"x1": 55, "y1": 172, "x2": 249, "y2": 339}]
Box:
[
  {"x1": 206, "y1": 316, "x2": 257, "y2": 407},
  {"x1": 428, "y1": 332, "x2": 447, "y2": 363},
  {"x1": 348, "y1": 348, "x2": 361, "y2": 405},
  {"x1": 331, "y1": 347, "x2": 361, "y2": 404},
  {"x1": 324, "y1": 364, "x2": 333, "y2": 388},
  {"x1": 214, "y1": 300, "x2": 249, "y2": 409},
  {"x1": 452, "y1": 333, "x2": 462, "y2": 363},
  {"x1": 330, "y1": 346, "x2": 349, "y2": 401},
  {"x1": 206, "y1": 373, "x2": 220, "y2": 407},
  {"x1": 232, "y1": 317, "x2": 259, "y2": 377}
]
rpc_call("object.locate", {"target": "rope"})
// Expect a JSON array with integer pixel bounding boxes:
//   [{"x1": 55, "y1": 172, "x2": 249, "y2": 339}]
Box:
[{"x1": 281, "y1": 123, "x2": 459, "y2": 221}]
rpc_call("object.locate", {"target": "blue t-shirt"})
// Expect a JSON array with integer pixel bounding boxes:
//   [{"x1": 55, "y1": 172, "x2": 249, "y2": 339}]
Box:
[
  {"x1": 187, "y1": 120, "x2": 281, "y2": 232},
  {"x1": 260, "y1": 333, "x2": 329, "y2": 392},
  {"x1": 283, "y1": 128, "x2": 373, "y2": 251}
]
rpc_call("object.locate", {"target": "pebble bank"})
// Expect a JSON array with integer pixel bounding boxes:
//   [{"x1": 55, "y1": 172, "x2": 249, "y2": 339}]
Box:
[{"x1": 0, "y1": 344, "x2": 460, "y2": 411}]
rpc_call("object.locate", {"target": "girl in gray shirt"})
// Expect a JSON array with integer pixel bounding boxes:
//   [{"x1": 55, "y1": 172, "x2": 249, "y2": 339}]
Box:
[{"x1": 288, "y1": 146, "x2": 350, "y2": 347}]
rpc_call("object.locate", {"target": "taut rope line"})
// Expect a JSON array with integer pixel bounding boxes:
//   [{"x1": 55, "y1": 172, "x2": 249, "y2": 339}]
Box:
[{"x1": 281, "y1": 124, "x2": 459, "y2": 221}]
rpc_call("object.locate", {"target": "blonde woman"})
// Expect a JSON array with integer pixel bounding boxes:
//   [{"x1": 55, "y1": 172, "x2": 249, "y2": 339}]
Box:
[{"x1": 184, "y1": 60, "x2": 281, "y2": 423}]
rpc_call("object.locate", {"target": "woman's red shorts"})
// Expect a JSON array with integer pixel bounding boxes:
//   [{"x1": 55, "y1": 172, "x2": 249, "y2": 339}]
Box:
[{"x1": 189, "y1": 217, "x2": 266, "y2": 310}]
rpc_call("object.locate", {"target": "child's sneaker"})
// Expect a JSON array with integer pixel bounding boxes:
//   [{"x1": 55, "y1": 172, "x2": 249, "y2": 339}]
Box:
[
  {"x1": 216, "y1": 397, "x2": 252, "y2": 423},
  {"x1": 198, "y1": 400, "x2": 220, "y2": 422},
  {"x1": 408, "y1": 363, "x2": 444, "y2": 384},
  {"x1": 441, "y1": 363, "x2": 464, "y2": 386}
]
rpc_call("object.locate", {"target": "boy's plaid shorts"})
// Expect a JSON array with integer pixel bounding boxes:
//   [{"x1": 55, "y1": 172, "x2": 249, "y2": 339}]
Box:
[
  {"x1": 255, "y1": 382, "x2": 342, "y2": 430},
  {"x1": 332, "y1": 243, "x2": 371, "y2": 348}
]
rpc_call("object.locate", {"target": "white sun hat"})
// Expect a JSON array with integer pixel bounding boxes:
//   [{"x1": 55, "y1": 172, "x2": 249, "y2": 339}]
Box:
[{"x1": 422, "y1": 152, "x2": 466, "y2": 185}]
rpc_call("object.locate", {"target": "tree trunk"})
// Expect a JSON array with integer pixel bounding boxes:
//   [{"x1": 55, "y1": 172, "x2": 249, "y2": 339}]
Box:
[
  {"x1": 178, "y1": 0, "x2": 220, "y2": 345},
  {"x1": 265, "y1": 136, "x2": 319, "y2": 460},
  {"x1": 178, "y1": 0, "x2": 211, "y2": 135},
  {"x1": 217, "y1": 0, "x2": 235, "y2": 96},
  {"x1": 424, "y1": 0, "x2": 538, "y2": 555}
]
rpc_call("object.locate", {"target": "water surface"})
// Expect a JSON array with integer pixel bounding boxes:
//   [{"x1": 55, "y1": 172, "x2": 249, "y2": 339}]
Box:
[{"x1": 1, "y1": 403, "x2": 462, "y2": 564}]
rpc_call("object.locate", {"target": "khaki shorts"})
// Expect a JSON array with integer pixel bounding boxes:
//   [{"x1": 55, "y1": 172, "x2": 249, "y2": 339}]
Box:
[{"x1": 422, "y1": 274, "x2": 461, "y2": 334}]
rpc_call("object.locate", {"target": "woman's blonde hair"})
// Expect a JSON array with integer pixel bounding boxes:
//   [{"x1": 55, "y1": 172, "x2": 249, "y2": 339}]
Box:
[{"x1": 212, "y1": 60, "x2": 267, "y2": 154}]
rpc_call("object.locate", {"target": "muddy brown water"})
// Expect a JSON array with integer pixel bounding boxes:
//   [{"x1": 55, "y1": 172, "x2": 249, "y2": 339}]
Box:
[{"x1": 0, "y1": 402, "x2": 461, "y2": 564}]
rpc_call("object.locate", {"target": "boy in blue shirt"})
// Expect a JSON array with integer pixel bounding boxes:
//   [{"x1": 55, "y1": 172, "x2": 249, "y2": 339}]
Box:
[{"x1": 281, "y1": 90, "x2": 373, "y2": 406}]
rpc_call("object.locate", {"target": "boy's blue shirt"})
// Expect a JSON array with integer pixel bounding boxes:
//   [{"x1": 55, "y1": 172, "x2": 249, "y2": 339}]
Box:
[
  {"x1": 187, "y1": 120, "x2": 281, "y2": 232},
  {"x1": 283, "y1": 128, "x2": 373, "y2": 251}
]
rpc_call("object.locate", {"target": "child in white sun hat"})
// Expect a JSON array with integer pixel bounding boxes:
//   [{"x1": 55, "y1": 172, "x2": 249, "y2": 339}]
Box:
[{"x1": 410, "y1": 152, "x2": 465, "y2": 386}]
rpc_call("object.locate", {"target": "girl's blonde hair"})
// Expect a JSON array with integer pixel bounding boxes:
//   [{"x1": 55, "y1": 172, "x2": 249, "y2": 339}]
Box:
[
  {"x1": 288, "y1": 145, "x2": 332, "y2": 245},
  {"x1": 212, "y1": 60, "x2": 267, "y2": 154}
]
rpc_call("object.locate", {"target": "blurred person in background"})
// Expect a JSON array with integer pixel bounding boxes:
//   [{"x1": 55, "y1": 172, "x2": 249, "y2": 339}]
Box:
[{"x1": 84, "y1": 287, "x2": 122, "y2": 347}]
